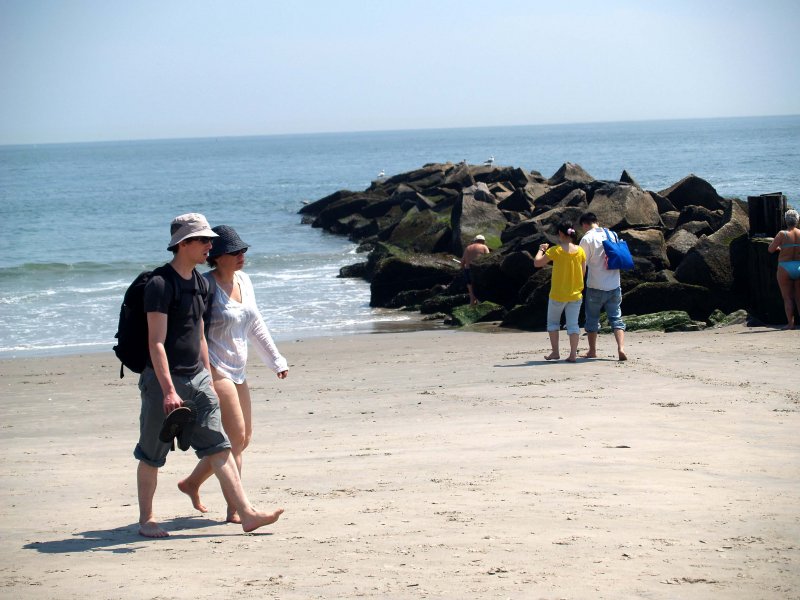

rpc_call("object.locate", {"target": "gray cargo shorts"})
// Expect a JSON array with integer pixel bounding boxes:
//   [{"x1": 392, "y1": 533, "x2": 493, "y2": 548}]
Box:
[{"x1": 134, "y1": 367, "x2": 231, "y2": 468}]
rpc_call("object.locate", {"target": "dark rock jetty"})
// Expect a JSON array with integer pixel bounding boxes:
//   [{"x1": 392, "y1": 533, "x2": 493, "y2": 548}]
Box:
[{"x1": 298, "y1": 161, "x2": 766, "y2": 331}]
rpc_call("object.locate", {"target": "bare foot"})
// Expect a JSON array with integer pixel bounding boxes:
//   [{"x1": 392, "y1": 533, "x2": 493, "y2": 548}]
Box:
[
  {"x1": 242, "y1": 508, "x2": 284, "y2": 533},
  {"x1": 544, "y1": 352, "x2": 560, "y2": 361},
  {"x1": 618, "y1": 350, "x2": 628, "y2": 361},
  {"x1": 566, "y1": 355, "x2": 577, "y2": 363},
  {"x1": 226, "y1": 510, "x2": 242, "y2": 524},
  {"x1": 781, "y1": 324, "x2": 795, "y2": 330},
  {"x1": 139, "y1": 520, "x2": 169, "y2": 538},
  {"x1": 177, "y1": 479, "x2": 208, "y2": 513},
  {"x1": 581, "y1": 351, "x2": 597, "y2": 358}
]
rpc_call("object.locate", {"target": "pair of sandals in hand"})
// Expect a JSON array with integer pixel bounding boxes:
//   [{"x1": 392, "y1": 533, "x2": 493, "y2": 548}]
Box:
[{"x1": 158, "y1": 403, "x2": 196, "y2": 451}]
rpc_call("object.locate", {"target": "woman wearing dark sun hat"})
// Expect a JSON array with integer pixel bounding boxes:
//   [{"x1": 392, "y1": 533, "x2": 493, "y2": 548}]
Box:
[{"x1": 178, "y1": 224, "x2": 288, "y2": 523}]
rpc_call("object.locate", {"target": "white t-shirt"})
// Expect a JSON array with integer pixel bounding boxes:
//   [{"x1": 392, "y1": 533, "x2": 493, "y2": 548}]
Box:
[
  {"x1": 204, "y1": 271, "x2": 288, "y2": 384},
  {"x1": 579, "y1": 227, "x2": 622, "y2": 291}
]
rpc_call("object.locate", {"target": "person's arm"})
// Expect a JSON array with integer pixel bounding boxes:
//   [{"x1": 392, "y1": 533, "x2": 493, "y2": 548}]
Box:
[
  {"x1": 147, "y1": 311, "x2": 183, "y2": 415},
  {"x1": 248, "y1": 314, "x2": 289, "y2": 378},
  {"x1": 241, "y1": 274, "x2": 288, "y2": 378},
  {"x1": 768, "y1": 231, "x2": 784, "y2": 253},
  {"x1": 534, "y1": 243, "x2": 551, "y2": 267}
]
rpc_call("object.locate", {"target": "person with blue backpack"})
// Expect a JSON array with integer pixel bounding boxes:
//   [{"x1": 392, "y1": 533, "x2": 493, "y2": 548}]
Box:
[
  {"x1": 578, "y1": 212, "x2": 628, "y2": 361},
  {"x1": 134, "y1": 213, "x2": 283, "y2": 537}
]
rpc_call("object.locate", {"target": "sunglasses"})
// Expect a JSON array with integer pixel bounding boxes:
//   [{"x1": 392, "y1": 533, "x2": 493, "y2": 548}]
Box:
[
  {"x1": 189, "y1": 236, "x2": 214, "y2": 244},
  {"x1": 228, "y1": 248, "x2": 248, "y2": 257}
]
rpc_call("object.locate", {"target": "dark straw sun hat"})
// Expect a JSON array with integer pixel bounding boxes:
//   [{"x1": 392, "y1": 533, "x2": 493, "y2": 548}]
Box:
[{"x1": 209, "y1": 225, "x2": 250, "y2": 258}]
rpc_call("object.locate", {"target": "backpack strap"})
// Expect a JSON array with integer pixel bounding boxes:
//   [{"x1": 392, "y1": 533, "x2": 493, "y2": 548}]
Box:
[{"x1": 202, "y1": 272, "x2": 217, "y2": 337}]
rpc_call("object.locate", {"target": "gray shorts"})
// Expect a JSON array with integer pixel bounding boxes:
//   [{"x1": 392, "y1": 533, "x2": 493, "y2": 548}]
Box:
[{"x1": 134, "y1": 367, "x2": 231, "y2": 468}]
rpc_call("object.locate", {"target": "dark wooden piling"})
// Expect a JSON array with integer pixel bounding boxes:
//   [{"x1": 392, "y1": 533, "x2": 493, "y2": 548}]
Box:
[{"x1": 747, "y1": 193, "x2": 787, "y2": 237}]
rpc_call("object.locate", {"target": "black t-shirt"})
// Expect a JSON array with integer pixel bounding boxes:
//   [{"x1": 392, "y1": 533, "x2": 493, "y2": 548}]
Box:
[{"x1": 143, "y1": 264, "x2": 207, "y2": 377}]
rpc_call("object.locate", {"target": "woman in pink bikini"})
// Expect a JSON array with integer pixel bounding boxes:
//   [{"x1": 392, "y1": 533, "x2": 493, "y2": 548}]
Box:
[{"x1": 768, "y1": 209, "x2": 800, "y2": 330}]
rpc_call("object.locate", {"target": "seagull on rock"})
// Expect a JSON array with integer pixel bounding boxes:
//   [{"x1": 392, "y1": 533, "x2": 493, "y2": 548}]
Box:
[{"x1": 484, "y1": 155, "x2": 495, "y2": 167}]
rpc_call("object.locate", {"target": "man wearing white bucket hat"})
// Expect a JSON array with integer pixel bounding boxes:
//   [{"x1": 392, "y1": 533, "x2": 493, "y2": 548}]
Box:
[{"x1": 134, "y1": 213, "x2": 283, "y2": 537}]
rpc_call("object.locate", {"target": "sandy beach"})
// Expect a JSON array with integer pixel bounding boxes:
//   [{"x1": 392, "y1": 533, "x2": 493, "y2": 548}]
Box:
[{"x1": 0, "y1": 325, "x2": 797, "y2": 599}]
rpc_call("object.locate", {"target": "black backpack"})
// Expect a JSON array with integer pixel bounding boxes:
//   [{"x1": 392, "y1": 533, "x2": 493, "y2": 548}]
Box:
[{"x1": 113, "y1": 266, "x2": 211, "y2": 378}]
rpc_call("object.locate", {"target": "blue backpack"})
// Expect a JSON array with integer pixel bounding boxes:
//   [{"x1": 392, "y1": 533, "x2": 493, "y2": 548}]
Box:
[{"x1": 602, "y1": 228, "x2": 635, "y2": 271}]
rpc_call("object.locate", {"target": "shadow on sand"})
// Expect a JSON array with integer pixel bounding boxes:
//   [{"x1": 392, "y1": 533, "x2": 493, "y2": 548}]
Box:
[{"x1": 22, "y1": 515, "x2": 260, "y2": 554}]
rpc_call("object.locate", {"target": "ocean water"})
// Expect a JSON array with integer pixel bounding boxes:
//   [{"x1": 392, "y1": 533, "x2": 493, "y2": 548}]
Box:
[{"x1": 1, "y1": 115, "x2": 798, "y2": 357}]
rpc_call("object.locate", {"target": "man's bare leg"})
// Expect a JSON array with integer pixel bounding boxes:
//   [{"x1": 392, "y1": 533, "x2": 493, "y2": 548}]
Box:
[
  {"x1": 582, "y1": 332, "x2": 598, "y2": 358},
  {"x1": 467, "y1": 284, "x2": 477, "y2": 306},
  {"x1": 614, "y1": 328, "x2": 627, "y2": 361},
  {"x1": 178, "y1": 458, "x2": 212, "y2": 513},
  {"x1": 544, "y1": 330, "x2": 560, "y2": 360},
  {"x1": 209, "y1": 450, "x2": 283, "y2": 533},
  {"x1": 138, "y1": 461, "x2": 168, "y2": 538}
]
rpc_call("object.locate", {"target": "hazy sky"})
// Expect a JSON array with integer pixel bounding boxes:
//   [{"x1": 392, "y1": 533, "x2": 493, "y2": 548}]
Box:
[{"x1": 1, "y1": 0, "x2": 799, "y2": 144}]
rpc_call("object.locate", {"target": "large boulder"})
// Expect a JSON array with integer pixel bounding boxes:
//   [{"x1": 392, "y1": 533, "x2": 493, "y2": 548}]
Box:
[
  {"x1": 586, "y1": 184, "x2": 661, "y2": 230},
  {"x1": 666, "y1": 229, "x2": 699, "y2": 268},
  {"x1": 675, "y1": 205, "x2": 726, "y2": 231},
  {"x1": 467, "y1": 252, "x2": 520, "y2": 307},
  {"x1": 649, "y1": 190, "x2": 677, "y2": 214},
  {"x1": 382, "y1": 163, "x2": 449, "y2": 190},
  {"x1": 420, "y1": 293, "x2": 471, "y2": 314},
  {"x1": 532, "y1": 206, "x2": 587, "y2": 240},
  {"x1": 660, "y1": 210, "x2": 681, "y2": 230},
  {"x1": 442, "y1": 163, "x2": 475, "y2": 189},
  {"x1": 673, "y1": 202, "x2": 750, "y2": 311},
  {"x1": 450, "y1": 193, "x2": 507, "y2": 255},
  {"x1": 498, "y1": 187, "x2": 535, "y2": 213},
  {"x1": 449, "y1": 302, "x2": 506, "y2": 326},
  {"x1": 501, "y1": 251, "x2": 537, "y2": 285},
  {"x1": 370, "y1": 249, "x2": 460, "y2": 307},
  {"x1": 299, "y1": 190, "x2": 357, "y2": 216},
  {"x1": 531, "y1": 181, "x2": 583, "y2": 214},
  {"x1": 611, "y1": 310, "x2": 706, "y2": 333},
  {"x1": 500, "y1": 268, "x2": 553, "y2": 331},
  {"x1": 312, "y1": 193, "x2": 385, "y2": 230},
  {"x1": 474, "y1": 166, "x2": 533, "y2": 188},
  {"x1": 658, "y1": 175, "x2": 728, "y2": 211},
  {"x1": 676, "y1": 220, "x2": 714, "y2": 237},
  {"x1": 388, "y1": 206, "x2": 451, "y2": 253},
  {"x1": 548, "y1": 162, "x2": 595, "y2": 185},
  {"x1": 621, "y1": 229, "x2": 669, "y2": 270},
  {"x1": 620, "y1": 170, "x2": 641, "y2": 188},
  {"x1": 621, "y1": 282, "x2": 714, "y2": 321}
]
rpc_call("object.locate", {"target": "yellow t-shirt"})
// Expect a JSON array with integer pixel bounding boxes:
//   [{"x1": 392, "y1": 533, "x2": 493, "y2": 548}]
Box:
[{"x1": 546, "y1": 245, "x2": 586, "y2": 302}]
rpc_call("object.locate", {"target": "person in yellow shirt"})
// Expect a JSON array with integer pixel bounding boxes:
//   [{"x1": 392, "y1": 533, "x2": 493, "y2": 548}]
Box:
[{"x1": 533, "y1": 222, "x2": 587, "y2": 362}]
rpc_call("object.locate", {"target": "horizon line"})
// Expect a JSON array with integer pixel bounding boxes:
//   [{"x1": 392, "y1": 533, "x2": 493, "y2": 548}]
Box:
[{"x1": 2, "y1": 112, "x2": 798, "y2": 149}]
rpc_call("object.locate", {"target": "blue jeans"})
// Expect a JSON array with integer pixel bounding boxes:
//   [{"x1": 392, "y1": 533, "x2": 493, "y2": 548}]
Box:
[
  {"x1": 583, "y1": 287, "x2": 625, "y2": 333},
  {"x1": 547, "y1": 298, "x2": 582, "y2": 335}
]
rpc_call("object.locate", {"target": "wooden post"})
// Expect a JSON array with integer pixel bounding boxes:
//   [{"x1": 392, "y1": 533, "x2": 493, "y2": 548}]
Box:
[
  {"x1": 747, "y1": 193, "x2": 787, "y2": 237},
  {"x1": 745, "y1": 238, "x2": 786, "y2": 324}
]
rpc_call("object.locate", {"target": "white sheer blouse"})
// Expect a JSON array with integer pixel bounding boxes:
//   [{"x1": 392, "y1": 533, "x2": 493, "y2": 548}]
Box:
[{"x1": 204, "y1": 271, "x2": 288, "y2": 384}]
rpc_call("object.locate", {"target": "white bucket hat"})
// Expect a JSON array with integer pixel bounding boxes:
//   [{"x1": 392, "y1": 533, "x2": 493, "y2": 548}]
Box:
[{"x1": 167, "y1": 213, "x2": 218, "y2": 249}]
